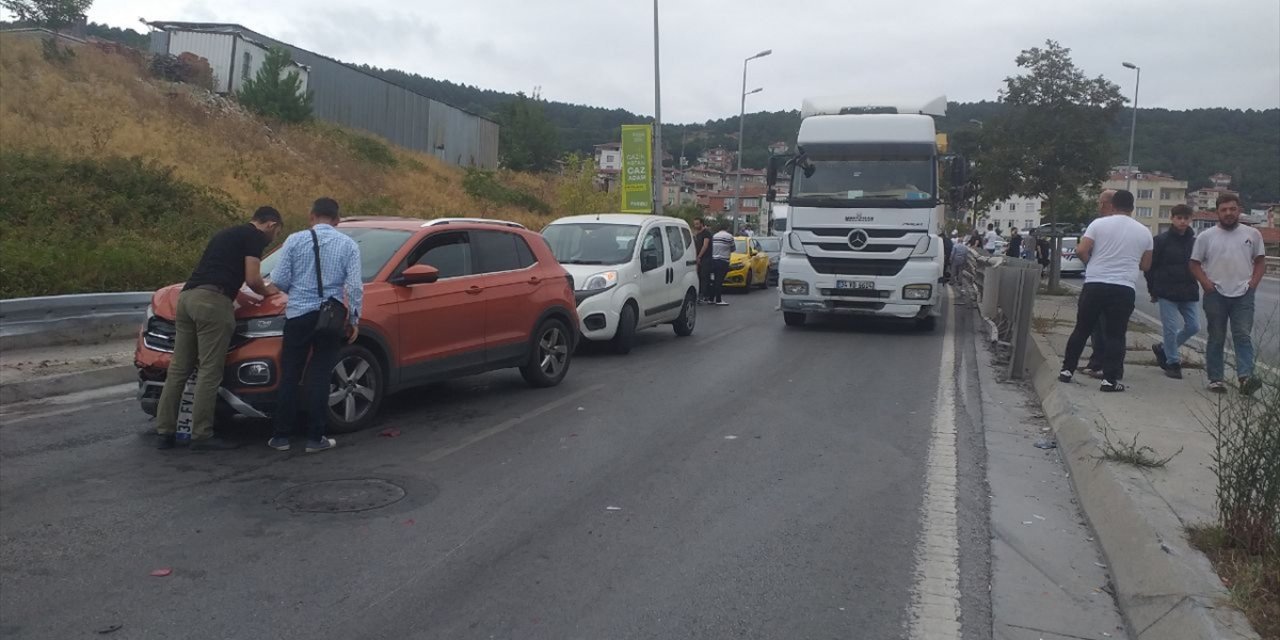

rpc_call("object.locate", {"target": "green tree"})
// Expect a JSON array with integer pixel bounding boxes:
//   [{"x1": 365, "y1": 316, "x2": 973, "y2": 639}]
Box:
[
  {"x1": 980, "y1": 40, "x2": 1124, "y2": 287},
  {"x1": 556, "y1": 154, "x2": 611, "y2": 215},
  {"x1": 498, "y1": 92, "x2": 559, "y2": 173},
  {"x1": 0, "y1": 0, "x2": 90, "y2": 29},
  {"x1": 236, "y1": 47, "x2": 313, "y2": 124}
]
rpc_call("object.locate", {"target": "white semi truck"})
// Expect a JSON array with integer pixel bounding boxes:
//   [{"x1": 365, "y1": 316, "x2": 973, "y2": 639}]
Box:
[{"x1": 767, "y1": 96, "x2": 964, "y2": 330}]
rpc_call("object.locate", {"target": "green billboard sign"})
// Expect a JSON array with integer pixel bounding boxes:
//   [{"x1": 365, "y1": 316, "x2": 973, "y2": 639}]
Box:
[{"x1": 620, "y1": 124, "x2": 653, "y2": 213}]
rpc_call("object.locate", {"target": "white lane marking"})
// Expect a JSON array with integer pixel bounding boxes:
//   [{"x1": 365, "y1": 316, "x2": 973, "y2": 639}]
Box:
[
  {"x1": 419, "y1": 384, "x2": 605, "y2": 463},
  {"x1": 0, "y1": 396, "x2": 133, "y2": 426},
  {"x1": 907, "y1": 290, "x2": 962, "y2": 640}
]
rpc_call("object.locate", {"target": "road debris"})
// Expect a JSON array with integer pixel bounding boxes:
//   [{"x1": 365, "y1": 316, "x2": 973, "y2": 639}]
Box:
[
  {"x1": 96, "y1": 624, "x2": 123, "y2": 635},
  {"x1": 724, "y1": 435, "x2": 739, "y2": 440},
  {"x1": 605, "y1": 506, "x2": 622, "y2": 511},
  {"x1": 1034, "y1": 438, "x2": 1057, "y2": 449},
  {"x1": 149, "y1": 568, "x2": 172, "y2": 577},
  {"x1": 378, "y1": 428, "x2": 401, "y2": 438}
]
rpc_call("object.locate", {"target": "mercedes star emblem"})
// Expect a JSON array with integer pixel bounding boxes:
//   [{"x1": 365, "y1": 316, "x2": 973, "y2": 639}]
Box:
[{"x1": 847, "y1": 229, "x2": 870, "y2": 251}]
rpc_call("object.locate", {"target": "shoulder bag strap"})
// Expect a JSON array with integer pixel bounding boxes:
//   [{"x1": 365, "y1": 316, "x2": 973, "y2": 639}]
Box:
[{"x1": 310, "y1": 229, "x2": 325, "y2": 300}]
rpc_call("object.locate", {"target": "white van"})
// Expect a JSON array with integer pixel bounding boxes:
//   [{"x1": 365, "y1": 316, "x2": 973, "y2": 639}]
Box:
[{"x1": 542, "y1": 214, "x2": 699, "y2": 353}]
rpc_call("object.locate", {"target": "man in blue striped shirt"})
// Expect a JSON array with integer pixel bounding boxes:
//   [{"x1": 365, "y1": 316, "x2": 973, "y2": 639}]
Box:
[{"x1": 266, "y1": 197, "x2": 362, "y2": 453}]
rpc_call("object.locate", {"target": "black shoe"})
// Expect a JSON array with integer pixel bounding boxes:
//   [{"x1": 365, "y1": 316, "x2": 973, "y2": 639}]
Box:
[
  {"x1": 1240, "y1": 377, "x2": 1262, "y2": 397},
  {"x1": 156, "y1": 434, "x2": 176, "y2": 450},
  {"x1": 1151, "y1": 343, "x2": 1168, "y2": 369},
  {"x1": 1164, "y1": 364, "x2": 1183, "y2": 379},
  {"x1": 1058, "y1": 369, "x2": 1073, "y2": 383},
  {"x1": 1100, "y1": 380, "x2": 1126, "y2": 393},
  {"x1": 189, "y1": 437, "x2": 241, "y2": 452}
]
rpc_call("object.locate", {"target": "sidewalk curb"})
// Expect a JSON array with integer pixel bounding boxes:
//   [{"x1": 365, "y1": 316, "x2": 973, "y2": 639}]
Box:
[
  {"x1": 1024, "y1": 334, "x2": 1260, "y2": 640},
  {"x1": 0, "y1": 364, "x2": 136, "y2": 405}
]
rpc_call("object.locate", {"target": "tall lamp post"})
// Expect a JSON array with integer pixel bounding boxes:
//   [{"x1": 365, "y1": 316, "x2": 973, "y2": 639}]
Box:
[
  {"x1": 1122, "y1": 61, "x2": 1140, "y2": 191},
  {"x1": 652, "y1": 0, "x2": 664, "y2": 216},
  {"x1": 732, "y1": 49, "x2": 771, "y2": 233}
]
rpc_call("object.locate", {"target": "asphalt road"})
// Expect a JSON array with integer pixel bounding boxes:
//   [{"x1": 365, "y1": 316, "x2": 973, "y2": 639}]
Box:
[{"x1": 0, "y1": 292, "x2": 991, "y2": 640}]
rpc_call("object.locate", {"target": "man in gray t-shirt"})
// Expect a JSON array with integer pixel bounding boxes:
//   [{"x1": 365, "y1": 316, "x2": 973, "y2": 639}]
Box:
[{"x1": 1189, "y1": 194, "x2": 1267, "y2": 395}]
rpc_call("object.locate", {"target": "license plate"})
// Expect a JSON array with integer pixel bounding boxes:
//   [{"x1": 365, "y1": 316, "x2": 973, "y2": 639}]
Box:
[{"x1": 836, "y1": 280, "x2": 875, "y2": 290}]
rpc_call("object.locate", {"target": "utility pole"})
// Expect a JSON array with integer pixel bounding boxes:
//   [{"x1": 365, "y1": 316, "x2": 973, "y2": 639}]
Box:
[
  {"x1": 1122, "y1": 61, "x2": 1140, "y2": 191},
  {"x1": 732, "y1": 49, "x2": 771, "y2": 233},
  {"x1": 652, "y1": 0, "x2": 664, "y2": 216}
]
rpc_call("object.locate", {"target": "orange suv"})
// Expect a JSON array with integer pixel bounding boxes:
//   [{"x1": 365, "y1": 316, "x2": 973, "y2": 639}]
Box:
[{"x1": 135, "y1": 218, "x2": 579, "y2": 433}]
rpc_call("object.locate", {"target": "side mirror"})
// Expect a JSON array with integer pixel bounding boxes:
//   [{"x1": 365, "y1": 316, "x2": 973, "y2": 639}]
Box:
[
  {"x1": 396, "y1": 264, "x2": 439, "y2": 286},
  {"x1": 766, "y1": 155, "x2": 792, "y2": 203}
]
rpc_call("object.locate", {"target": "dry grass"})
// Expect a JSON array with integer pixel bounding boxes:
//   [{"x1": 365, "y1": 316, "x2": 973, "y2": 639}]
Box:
[
  {"x1": 1187, "y1": 525, "x2": 1280, "y2": 639},
  {"x1": 0, "y1": 36, "x2": 568, "y2": 234}
]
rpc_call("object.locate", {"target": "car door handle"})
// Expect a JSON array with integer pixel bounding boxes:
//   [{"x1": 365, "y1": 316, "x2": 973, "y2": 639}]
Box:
[
  {"x1": 466, "y1": 286, "x2": 484, "y2": 295},
  {"x1": 685, "y1": 260, "x2": 696, "y2": 266}
]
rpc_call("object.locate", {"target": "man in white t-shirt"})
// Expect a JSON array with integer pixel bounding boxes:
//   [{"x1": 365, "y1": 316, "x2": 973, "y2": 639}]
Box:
[
  {"x1": 1189, "y1": 194, "x2": 1267, "y2": 395},
  {"x1": 983, "y1": 224, "x2": 1001, "y2": 254},
  {"x1": 1058, "y1": 190, "x2": 1153, "y2": 391}
]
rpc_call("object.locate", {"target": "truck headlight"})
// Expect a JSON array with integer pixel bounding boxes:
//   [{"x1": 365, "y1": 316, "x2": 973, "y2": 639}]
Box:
[
  {"x1": 581, "y1": 271, "x2": 618, "y2": 291},
  {"x1": 903, "y1": 284, "x2": 933, "y2": 300},
  {"x1": 782, "y1": 279, "x2": 809, "y2": 295}
]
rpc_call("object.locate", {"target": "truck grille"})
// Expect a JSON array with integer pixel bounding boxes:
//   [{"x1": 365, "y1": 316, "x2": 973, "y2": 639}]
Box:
[{"x1": 806, "y1": 257, "x2": 909, "y2": 277}]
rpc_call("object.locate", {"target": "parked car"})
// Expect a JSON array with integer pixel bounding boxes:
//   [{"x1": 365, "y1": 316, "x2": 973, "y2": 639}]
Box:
[
  {"x1": 541, "y1": 214, "x2": 699, "y2": 354},
  {"x1": 723, "y1": 237, "x2": 771, "y2": 290},
  {"x1": 135, "y1": 217, "x2": 578, "y2": 433},
  {"x1": 1059, "y1": 236, "x2": 1085, "y2": 275},
  {"x1": 756, "y1": 236, "x2": 782, "y2": 287}
]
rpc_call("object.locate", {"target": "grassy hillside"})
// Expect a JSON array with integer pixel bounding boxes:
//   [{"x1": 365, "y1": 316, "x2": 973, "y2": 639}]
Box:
[{"x1": 0, "y1": 37, "x2": 601, "y2": 298}]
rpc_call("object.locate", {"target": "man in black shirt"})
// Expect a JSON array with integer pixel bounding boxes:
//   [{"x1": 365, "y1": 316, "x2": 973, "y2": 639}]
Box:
[
  {"x1": 155, "y1": 207, "x2": 283, "y2": 451},
  {"x1": 692, "y1": 218, "x2": 713, "y2": 303}
]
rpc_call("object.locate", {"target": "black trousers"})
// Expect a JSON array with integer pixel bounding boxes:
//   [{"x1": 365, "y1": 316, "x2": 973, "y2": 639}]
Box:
[
  {"x1": 707, "y1": 260, "x2": 730, "y2": 302},
  {"x1": 698, "y1": 260, "x2": 712, "y2": 300},
  {"x1": 1062, "y1": 283, "x2": 1135, "y2": 383},
  {"x1": 272, "y1": 312, "x2": 344, "y2": 441}
]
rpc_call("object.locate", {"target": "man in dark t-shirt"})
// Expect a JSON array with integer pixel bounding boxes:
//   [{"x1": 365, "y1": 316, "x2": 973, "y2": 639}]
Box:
[
  {"x1": 692, "y1": 218, "x2": 713, "y2": 303},
  {"x1": 154, "y1": 206, "x2": 283, "y2": 451}
]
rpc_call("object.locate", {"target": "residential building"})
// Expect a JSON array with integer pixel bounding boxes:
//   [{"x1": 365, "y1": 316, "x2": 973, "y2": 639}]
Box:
[
  {"x1": 146, "y1": 21, "x2": 499, "y2": 168},
  {"x1": 1190, "y1": 211, "x2": 1219, "y2": 233},
  {"x1": 1103, "y1": 167, "x2": 1187, "y2": 234},
  {"x1": 1187, "y1": 172, "x2": 1238, "y2": 211},
  {"x1": 699, "y1": 147, "x2": 734, "y2": 172},
  {"x1": 698, "y1": 186, "x2": 767, "y2": 217},
  {"x1": 979, "y1": 196, "x2": 1043, "y2": 232},
  {"x1": 594, "y1": 142, "x2": 622, "y2": 172}
]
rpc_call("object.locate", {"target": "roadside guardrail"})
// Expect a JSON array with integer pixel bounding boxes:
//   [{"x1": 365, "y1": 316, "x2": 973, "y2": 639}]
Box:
[
  {"x1": 1267, "y1": 256, "x2": 1279, "y2": 277},
  {"x1": 966, "y1": 254, "x2": 1040, "y2": 379},
  {"x1": 0, "y1": 292, "x2": 150, "y2": 351}
]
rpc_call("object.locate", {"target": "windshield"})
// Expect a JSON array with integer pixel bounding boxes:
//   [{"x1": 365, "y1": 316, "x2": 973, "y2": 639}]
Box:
[
  {"x1": 542, "y1": 223, "x2": 641, "y2": 265},
  {"x1": 756, "y1": 237, "x2": 781, "y2": 252},
  {"x1": 734, "y1": 239, "x2": 748, "y2": 254},
  {"x1": 792, "y1": 158, "x2": 935, "y2": 206},
  {"x1": 262, "y1": 228, "x2": 412, "y2": 283}
]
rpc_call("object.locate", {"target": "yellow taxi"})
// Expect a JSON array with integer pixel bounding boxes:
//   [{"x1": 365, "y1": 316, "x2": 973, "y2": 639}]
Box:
[{"x1": 723, "y1": 236, "x2": 771, "y2": 290}]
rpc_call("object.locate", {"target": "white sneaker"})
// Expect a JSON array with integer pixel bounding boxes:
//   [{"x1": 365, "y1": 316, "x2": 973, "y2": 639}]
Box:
[{"x1": 305, "y1": 437, "x2": 337, "y2": 453}]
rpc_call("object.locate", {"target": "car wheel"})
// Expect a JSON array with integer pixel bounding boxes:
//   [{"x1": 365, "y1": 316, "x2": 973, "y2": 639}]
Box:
[
  {"x1": 611, "y1": 302, "x2": 638, "y2": 355},
  {"x1": 916, "y1": 315, "x2": 938, "y2": 332},
  {"x1": 783, "y1": 311, "x2": 806, "y2": 327},
  {"x1": 757, "y1": 269, "x2": 769, "y2": 289},
  {"x1": 521, "y1": 318, "x2": 572, "y2": 387},
  {"x1": 326, "y1": 345, "x2": 383, "y2": 434},
  {"x1": 673, "y1": 290, "x2": 696, "y2": 337}
]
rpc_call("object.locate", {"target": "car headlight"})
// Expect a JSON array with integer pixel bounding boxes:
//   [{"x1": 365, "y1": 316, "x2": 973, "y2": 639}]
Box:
[
  {"x1": 729, "y1": 262, "x2": 745, "y2": 271},
  {"x1": 911, "y1": 235, "x2": 933, "y2": 257},
  {"x1": 237, "y1": 315, "x2": 286, "y2": 338},
  {"x1": 903, "y1": 284, "x2": 933, "y2": 300},
  {"x1": 782, "y1": 279, "x2": 810, "y2": 295},
  {"x1": 581, "y1": 271, "x2": 618, "y2": 291}
]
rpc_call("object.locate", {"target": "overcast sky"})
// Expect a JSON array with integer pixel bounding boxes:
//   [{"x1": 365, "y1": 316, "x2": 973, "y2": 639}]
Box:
[{"x1": 83, "y1": 0, "x2": 1280, "y2": 123}]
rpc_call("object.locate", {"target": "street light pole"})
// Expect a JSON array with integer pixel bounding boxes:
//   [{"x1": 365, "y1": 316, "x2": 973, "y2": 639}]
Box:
[
  {"x1": 652, "y1": 0, "x2": 663, "y2": 216},
  {"x1": 1122, "y1": 61, "x2": 1140, "y2": 191},
  {"x1": 732, "y1": 49, "x2": 771, "y2": 234}
]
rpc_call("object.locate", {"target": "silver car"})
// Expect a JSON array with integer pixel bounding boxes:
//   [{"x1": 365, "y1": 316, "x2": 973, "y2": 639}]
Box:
[
  {"x1": 1059, "y1": 237, "x2": 1085, "y2": 275},
  {"x1": 756, "y1": 236, "x2": 782, "y2": 286}
]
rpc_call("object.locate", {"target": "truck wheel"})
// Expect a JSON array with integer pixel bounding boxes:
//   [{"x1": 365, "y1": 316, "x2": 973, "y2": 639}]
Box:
[
  {"x1": 783, "y1": 312, "x2": 806, "y2": 327},
  {"x1": 611, "y1": 302, "x2": 637, "y2": 355}
]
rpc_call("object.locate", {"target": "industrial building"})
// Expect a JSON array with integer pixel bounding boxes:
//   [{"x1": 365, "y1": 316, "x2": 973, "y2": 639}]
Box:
[{"x1": 147, "y1": 21, "x2": 499, "y2": 169}]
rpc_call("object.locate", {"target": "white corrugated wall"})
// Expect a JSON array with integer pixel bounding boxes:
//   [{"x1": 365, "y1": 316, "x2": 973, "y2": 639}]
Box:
[{"x1": 166, "y1": 31, "x2": 236, "y2": 93}]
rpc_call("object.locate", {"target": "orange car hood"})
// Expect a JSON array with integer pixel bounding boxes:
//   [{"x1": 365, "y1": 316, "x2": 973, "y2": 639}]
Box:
[{"x1": 149, "y1": 284, "x2": 286, "y2": 320}]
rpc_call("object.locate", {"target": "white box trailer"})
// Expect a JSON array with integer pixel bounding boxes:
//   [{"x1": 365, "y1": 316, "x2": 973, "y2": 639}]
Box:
[{"x1": 163, "y1": 29, "x2": 309, "y2": 96}]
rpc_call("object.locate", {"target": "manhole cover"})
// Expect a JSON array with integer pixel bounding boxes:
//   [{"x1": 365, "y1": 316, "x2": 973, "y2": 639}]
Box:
[{"x1": 276, "y1": 479, "x2": 406, "y2": 513}]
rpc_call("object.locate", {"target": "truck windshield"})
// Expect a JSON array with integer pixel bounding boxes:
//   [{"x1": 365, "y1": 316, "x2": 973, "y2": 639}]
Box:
[{"x1": 792, "y1": 158, "x2": 934, "y2": 207}]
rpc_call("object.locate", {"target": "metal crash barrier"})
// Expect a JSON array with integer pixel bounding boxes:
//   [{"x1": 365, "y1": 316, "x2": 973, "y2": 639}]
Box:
[{"x1": 964, "y1": 254, "x2": 1040, "y2": 379}]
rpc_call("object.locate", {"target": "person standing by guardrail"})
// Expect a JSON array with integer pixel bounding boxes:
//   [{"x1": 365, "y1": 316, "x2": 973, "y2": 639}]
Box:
[
  {"x1": 1189, "y1": 193, "x2": 1267, "y2": 396},
  {"x1": 984, "y1": 224, "x2": 1000, "y2": 255},
  {"x1": 155, "y1": 207, "x2": 284, "y2": 451},
  {"x1": 1146, "y1": 205, "x2": 1200, "y2": 379},
  {"x1": 1057, "y1": 190, "x2": 1153, "y2": 392},
  {"x1": 1081, "y1": 189, "x2": 1118, "y2": 379},
  {"x1": 266, "y1": 198, "x2": 363, "y2": 453}
]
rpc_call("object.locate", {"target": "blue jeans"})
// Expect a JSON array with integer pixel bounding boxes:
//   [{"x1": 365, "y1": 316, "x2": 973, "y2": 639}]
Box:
[
  {"x1": 1157, "y1": 298, "x2": 1200, "y2": 365},
  {"x1": 1203, "y1": 289, "x2": 1256, "y2": 382}
]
